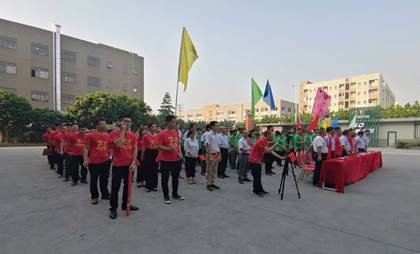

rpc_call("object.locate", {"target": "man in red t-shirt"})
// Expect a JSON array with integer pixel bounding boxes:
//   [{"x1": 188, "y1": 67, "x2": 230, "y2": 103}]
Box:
[
  {"x1": 248, "y1": 130, "x2": 284, "y2": 197},
  {"x1": 157, "y1": 115, "x2": 184, "y2": 204},
  {"x1": 67, "y1": 125, "x2": 88, "y2": 186},
  {"x1": 83, "y1": 119, "x2": 111, "y2": 205},
  {"x1": 108, "y1": 115, "x2": 139, "y2": 219},
  {"x1": 53, "y1": 124, "x2": 67, "y2": 178},
  {"x1": 142, "y1": 123, "x2": 159, "y2": 192},
  {"x1": 63, "y1": 124, "x2": 78, "y2": 182}
]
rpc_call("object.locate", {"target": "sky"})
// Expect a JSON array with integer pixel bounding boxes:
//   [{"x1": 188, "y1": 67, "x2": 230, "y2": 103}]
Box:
[{"x1": 1, "y1": 0, "x2": 420, "y2": 111}]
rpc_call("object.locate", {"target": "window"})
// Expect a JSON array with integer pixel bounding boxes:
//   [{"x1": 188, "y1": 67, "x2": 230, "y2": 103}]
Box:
[
  {"x1": 196, "y1": 113, "x2": 202, "y2": 117},
  {"x1": 0, "y1": 62, "x2": 17, "y2": 74},
  {"x1": 87, "y1": 76, "x2": 101, "y2": 87},
  {"x1": 62, "y1": 94, "x2": 75, "y2": 104},
  {"x1": 62, "y1": 50, "x2": 76, "y2": 62},
  {"x1": 0, "y1": 35, "x2": 17, "y2": 49},
  {"x1": 31, "y1": 43, "x2": 48, "y2": 56},
  {"x1": 228, "y1": 110, "x2": 236, "y2": 115},
  {"x1": 31, "y1": 67, "x2": 49, "y2": 79},
  {"x1": 63, "y1": 72, "x2": 76, "y2": 83},
  {"x1": 87, "y1": 55, "x2": 101, "y2": 67},
  {"x1": 31, "y1": 90, "x2": 48, "y2": 101}
]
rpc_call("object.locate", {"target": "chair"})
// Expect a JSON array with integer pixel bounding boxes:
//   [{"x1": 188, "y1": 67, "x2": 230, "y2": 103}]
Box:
[{"x1": 297, "y1": 151, "x2": 315, "y2": 182}]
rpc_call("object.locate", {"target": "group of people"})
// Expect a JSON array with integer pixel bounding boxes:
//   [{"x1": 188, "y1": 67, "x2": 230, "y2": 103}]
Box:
[{"x1": 42, "y1": 115, "x2": 371, "y2": 219}]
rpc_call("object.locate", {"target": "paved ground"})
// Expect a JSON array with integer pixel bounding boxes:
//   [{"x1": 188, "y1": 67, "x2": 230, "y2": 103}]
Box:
[{"x1": 0, "y1": 147, "x2": 419, "y2": 254}]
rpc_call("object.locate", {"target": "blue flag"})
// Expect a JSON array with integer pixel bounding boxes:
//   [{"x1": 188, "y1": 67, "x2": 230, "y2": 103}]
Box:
[
  {"x1": 331, "y1": 118, "x2": 339, "y2": 128},
  {"x1": 263, "y1": 80, "x2": 276, "y2": 110}
]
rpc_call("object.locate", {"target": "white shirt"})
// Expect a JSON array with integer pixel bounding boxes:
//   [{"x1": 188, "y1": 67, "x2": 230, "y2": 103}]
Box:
[
  {"x1": 340, "y1": 135, "x2": 351, "y2": 152},
  {"x1": 205, "y1": 130, "x2": 220, "y2": 153},
  {"x1": 312, "y1": 135, "x2": 328, "y2": 154},
  {"x1": 363, "y1": 135, "x2": 370, "y2": 149},
  {"x1": 201, "y1": 131, "x2": 208, "y2": 143},
  {"x1": 326, "y1": 134, "x2": 336, "y2": 151},
  {"x1": 184, "y1": 137, "x2": 199, "y2": 158},
  {"x1": 355, "y1": 136, "x2": 366, "y2": 149},
  {"x1": 218, "y1": 133, "x2": 229, "y2": 149},
  {"x1": 238, "y1": 137, "x2": 251, "y2": 154}
]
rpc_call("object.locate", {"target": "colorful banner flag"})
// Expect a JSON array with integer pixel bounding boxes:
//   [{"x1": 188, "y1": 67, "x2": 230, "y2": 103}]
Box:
[
  {"x1": 311, "y1": 88, "x2": 331, "y2": 117},
  {"x1": 263, "y1": 80, "x2": 276, "y2": 110},
  {"x1": 178, "y1": 27, "x2": 198, "y2": 92},
  {"x1": 331, "y1": 118, "x2": 339, "y2": 128},
  {"x1": 322, "y1": 117, "x2": 332, "y2": 129},
  {"x1": 348, "y1": 114, "x2": 357, "y2": 129},
  {"x1": 307, "y1": 115, "x2": 320, "y2": 132},
  {"x1": 251, "y1": 78, "x2": 263, "y2": 119}
]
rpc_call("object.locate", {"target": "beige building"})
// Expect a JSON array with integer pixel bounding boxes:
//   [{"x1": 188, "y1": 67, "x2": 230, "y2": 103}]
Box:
[
  {"x1": 0, "y1": 18, "x2": 144, "y2": 110},
  {"x1": 179, "y1": 99, "x2": 297, "y2": 123},
  {"x1": 298, "y1": 73, "x2": 395, "y2": 114}
]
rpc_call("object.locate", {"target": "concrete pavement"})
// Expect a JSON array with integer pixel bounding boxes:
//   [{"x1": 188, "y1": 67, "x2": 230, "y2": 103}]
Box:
[{"x1": 0, "y1": 147, "x2": 419, "y2": 254}]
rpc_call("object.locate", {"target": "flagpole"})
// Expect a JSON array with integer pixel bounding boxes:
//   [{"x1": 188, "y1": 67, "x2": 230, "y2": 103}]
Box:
[
  {"x1": 174, "y1": 28, "x2": 184, "y2": 117},
  {"x1": 293, "y1": 84, "x2": 298, "y2": 122}
]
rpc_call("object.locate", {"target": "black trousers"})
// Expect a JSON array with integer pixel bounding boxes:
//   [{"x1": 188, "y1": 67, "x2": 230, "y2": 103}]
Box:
[
  {"x1": 89, "y1": 160, "x2": 110, "y2": 199},
  {"x1": 110, "y1": 165, "x2": 131, "y2": 210},
  {"x1": 160, "y1": 161, "x2": 181, "y2": 199},
  {"x1": 313, "y1": 152, "x2": 328, "y2": 185},
  {"x1": 217, "y1": 148, "x2": 229, "y2": 176},
  {"x1": 69, "y1": 155, "x2": 87, "y2": 182},
  {"x1": 199, "y1": 148, "x2": 206, "y2": 174},
  {"x1": 136, "y1": 152, "x2": 144, "y2": 183},
  {"x1": 64, "y1": 153, "x2": 71, "y2": 178},
  {"x1": 229, "y1": 150, "x2": 238, "y2": 169},
  {"x1": 249, "y1": 163, "x2": 264, "y2": 193},
  {"x1": 56, "y1": 153, "x2": 64, "y2": 176},
  {"x1": 185, "y1": 157, "x2": 197, "y2": 178},
  {"x1": 264, "y1": 153, "x2": 275, "y2": 173},
  {"x1": 358, "y1": 148, "x2": 366, "y2": 153},
  {"x1": 47, "y1": 145, "x2": 55, "y2": 168},
  {"x1": 144, "y1": 149, "x2": 159, "y2": 189}
]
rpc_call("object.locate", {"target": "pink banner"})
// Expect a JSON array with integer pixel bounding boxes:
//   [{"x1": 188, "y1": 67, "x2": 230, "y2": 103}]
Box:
[{"x1": 311, "y1": 88, "x2": 331, "y2": 117}]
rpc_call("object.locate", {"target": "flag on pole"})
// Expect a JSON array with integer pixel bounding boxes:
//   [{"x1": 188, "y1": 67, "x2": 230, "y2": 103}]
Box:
[
  {"x1": 322, "y1": 117, "x2": 332, "y2": 129},
  {"x1": 251, "y1": 78, "x2": 263, "y2": 119},
  {"x1": 331, "y1": 118, "x2": 339, "y2": 128},
  {"x1": 178, "y1": 27, "x2": 198, "y2": 92},
  {"x1": 311, "y1": 88, "x2": 331, "y2": 117},
  {"x1": 263, "y1": 80, "x2": 276, "y2": 110},
  {"x1": 307, "y1": 115, "x2": 320, "y2": 132},
  {"x1": 348, "y1": 114, "x2": 357, "y2": 129}
]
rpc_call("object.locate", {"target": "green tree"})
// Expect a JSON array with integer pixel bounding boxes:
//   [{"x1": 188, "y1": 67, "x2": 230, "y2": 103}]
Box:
[
  {"x1": 0, "y1": 91, "x2": 32, "y2": 143},
  {"x1": 28, "y1": 108, "x2": 67, "y2": 142},
  {"x1": 158, "y1": 92, "x2": 175, "y2": 119},
  {"x1": 65, "y1": 92, "x2": 153, "y2": 129}
]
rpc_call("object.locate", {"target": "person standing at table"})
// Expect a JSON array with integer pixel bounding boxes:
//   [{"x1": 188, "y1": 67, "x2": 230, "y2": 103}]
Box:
[
  {"x1": 325, "y1": 127, "x2": 336, "y2": 159},
  {"x1": 340, "y1": 129, "x2": 352, "y2": 156},
  {"x1": 334, "y1": 127, "x2": 343, "y2": 157},
  {"x1": 312, "y1": 128, "x2": 328, "y2": 186},
  {"x1": 217, "y1": 127, "x2": 229, "y2": 178},
  {"x1": 248, "y1": 130, "x2": 284, "y2": 196},
  {"x1": 237, "y1": 129, "x2": 252, "y2": 184},
  {"x1": 205, "y1": 121, "x2": 221, "y2": 191},
  {"x1": 355, "y1": 131, "x2": 366, "y2": 153},
  {"x1": 184, "y1": 130, "x2": 199, "y2": 184},
  {"x1": 157, "y1": 115, "x2": 184, "y2": 204},
  {"x1": 363, "y1": 129, "x2": 371, "y2": 151}
]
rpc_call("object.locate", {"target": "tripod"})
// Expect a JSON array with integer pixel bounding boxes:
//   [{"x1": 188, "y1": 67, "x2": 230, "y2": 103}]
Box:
[{"x1": 278, "y1": 155, "x2": 301, "y2": 200}]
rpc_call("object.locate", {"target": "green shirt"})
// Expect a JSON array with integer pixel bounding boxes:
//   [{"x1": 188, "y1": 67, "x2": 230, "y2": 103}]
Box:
[
  {"x1": 274, "y1": 135, "x2": 287, "y2": 152},
  {"x1": 304, "y1": 134, "x2": 314, "y2": 150},
  {"x1": 290, "y1": 134, "x2": 304, "y2": 150},
  {"x1": 196, "y1": 134, "x2": 203, "y2": 150},
  {"x1": 229, "y1": 134, "x2": 241, "y2": 151}
]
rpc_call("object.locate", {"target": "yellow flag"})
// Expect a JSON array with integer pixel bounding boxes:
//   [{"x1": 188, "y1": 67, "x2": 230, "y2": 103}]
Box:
[
  {"x1": 322, "y1": 117, "x2": 332, "y2": 129},
  {"x1": 178, "y1": 27, "x2": 198, "y2": 91}
]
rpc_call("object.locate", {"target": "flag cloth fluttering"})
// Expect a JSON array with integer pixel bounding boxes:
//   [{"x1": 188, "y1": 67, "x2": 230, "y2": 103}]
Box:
[
  {"x1": 178, "y1": 27, "x2": 198, "y2": 92},
  {"x1": 263, "y1": 80, "x2": 276, "y2": 110},
  {"x1": 348, "y1": 114, "x2": 357, "y2": 129},
  {"x1": 311, "y1": 88, "x2": 331, "y2": 117},
  {"x1": 307, "y1": 115, "x2": 320, "y2": 132},
  {"x1": 331, "y1": 118, "x2": 339, "y2": 128},
  {"x1": 251, "y1": 78, "x2": 263, "y2": 119},
  {"x1": 322, "y1": 117, "x2": 332, "y2": 129}
]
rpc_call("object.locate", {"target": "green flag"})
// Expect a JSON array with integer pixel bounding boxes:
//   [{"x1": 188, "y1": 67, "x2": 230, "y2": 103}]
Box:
[
  {"x1": 251, "y1": 78, "x2": 263, "y2": 119},
  {"x1": 348, "y1": 114, "x2": 357, "y2": 129}
]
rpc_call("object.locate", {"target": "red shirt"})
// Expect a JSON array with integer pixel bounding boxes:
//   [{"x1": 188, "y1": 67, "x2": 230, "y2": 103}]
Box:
[
  {"x1": 334, "y1": 134, "x2": 343, "y2": 157},
  {"x1": 67, "y1": 132, "x2": 85, "y2": 156},
  {"x1": 144, "y1": 134, "x2": 159, "y2": 150},
  {"x1": 138, "y1": 136, "x2": 144, "y2": 151},
  {"x1": 248, "y1": 137, "x2": 269, "y2": 164},
  {"x1": 42, "y1": 132, "x2": 51, "y2": 143},
  {"x1": 83, "y1": 131, "x2": 111, "y2": 165},
  {"x1": 53, "y1": 132, "x2": 65, "y2": 152},
  {"x1": 156, "y1": 130, "x2": 181, "y2": 162},
  {"x1": 109, "y1": 129, "x2": 138, "y2": 167},
  {"x1": 50, "y1": 130, "x2": 60, "y2": 147},
  {"x1": 63, "y1": 131, "x2": 72, "y2": 153}
]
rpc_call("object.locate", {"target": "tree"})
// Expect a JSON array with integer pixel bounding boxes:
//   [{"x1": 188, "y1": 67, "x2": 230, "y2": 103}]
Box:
[
  {"x1": 218, "y1": 120, "x2": 236, "y2": 130},
  {"x1": 158, "y1": 92, "x2": 175, "y2": 119},
  {"x1": 28, "y1": 108, "x2": 67, "y2": 142},
  {"x1": 0, "y1": 91, "x2": 32, "y2": 143},
  {"x1": 65, "y1": 92, "x2": 153, "y2": 129}
]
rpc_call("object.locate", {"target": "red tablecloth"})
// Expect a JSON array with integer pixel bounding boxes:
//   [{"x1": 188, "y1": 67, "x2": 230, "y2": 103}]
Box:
[{"x1": 319, "y1": 151, "x2": 382, "y2": 193}]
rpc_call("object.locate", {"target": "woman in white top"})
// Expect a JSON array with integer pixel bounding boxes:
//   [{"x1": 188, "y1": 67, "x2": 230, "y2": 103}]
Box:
[{"x1": 184, "y1": 130, "x2": 199, "y2": 184}]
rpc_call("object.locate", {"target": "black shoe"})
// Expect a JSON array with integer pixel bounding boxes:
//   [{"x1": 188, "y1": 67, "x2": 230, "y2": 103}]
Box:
[
  {"x1": 80, "y1": 179, "x2": 88, "y2": 184},
  {"x1": 152, "y1": 188, "x2": 157, "y2": 192},
  {"x1": 50, "y1": 167, "x2": 55, "y2": 170},
  {"x1": 122, "y1": 205, "x2": 139, "y2": 211},
  {"x1": 57, "y1": 175, "x2": 63, "y2": 178},
  {"x1": 91, "y1": 198, "x2": 98, "y2": 205},
  {"x1": 238, "y1": 178, "x2": 243, "y2": 184},
  {"x1": 261, "y1": 190, "x2": 269, "y2": 195},
  {"x1": 172, "y1": 194, "x2": 184, "y2": 200},
  {"x1": 265, "y1": 172, "x2": 273, "y2": 176},
  {"x1": 223, "y1": 174, "x2": 229, "y2": 178},
  {"x1": 253, "y1": 191, "x2": 263, "y2": 197},
  {"x1": 270, "y1": 171, "x2": 276, "y2": 175},
  {"x1": 109, "y1": 209, "x2": 117, "y2": 219},
  {"x1": 211, "y1": 184, "x2": 220, "y2": 190},
  {"x1": 145, "y1": 188, "x2": 152, "y2": 192},
  {"x1": 201, "y1": 171, "x2": 205, "y2": 176},
  {"x1": 101, "y1": 195, "x2": 110, "y2": 200},
  {"x1": 71, "y1": 181, "x2": 77, "y2": 186},
  {"x1": 217, "y1": 175, "x2": 225, "y2": 179},
  {"x1": 207, "y1": 185, "x2": 214, "y2": 191},
  {"x1": 243, "y1": 178, "x2": 252, "y2": 182},
  {"x1": 63, "y1": 177, "x2": 69, "y2": 182}
]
